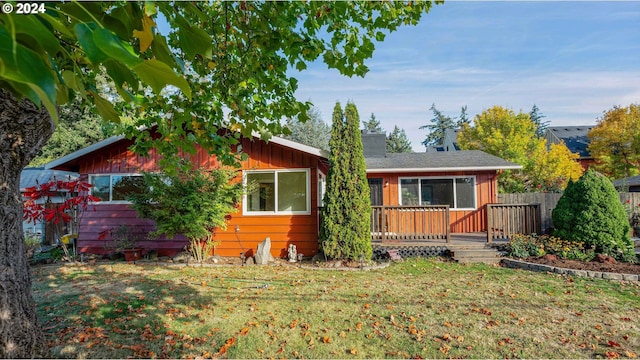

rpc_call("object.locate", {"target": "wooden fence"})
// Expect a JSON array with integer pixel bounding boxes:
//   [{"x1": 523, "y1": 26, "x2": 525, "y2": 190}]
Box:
[
  {"x1": 371, "y1": 205, "x2": 450, "y2": 243},
  {"x1": 486, "y1": 203, "x2": 541, "y2": 242},
  {"x1": 498, "y1": 192, "x2": 640, "y2": 234}
]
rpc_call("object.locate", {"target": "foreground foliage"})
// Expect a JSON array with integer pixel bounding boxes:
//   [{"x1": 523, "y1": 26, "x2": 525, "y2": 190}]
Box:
[
  {"x1": 553, "y1": 170, "x2": 635, "y2": 262},
  {"x1": 33, "y1": 259, "x2": 639, "y2": 359}
]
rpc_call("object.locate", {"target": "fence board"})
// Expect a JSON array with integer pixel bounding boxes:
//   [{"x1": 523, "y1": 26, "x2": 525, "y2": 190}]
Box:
[
  {"x1": 486, "y1": 203, "x2": 541, "y2": 242},
  {"x1": 498, "y1": 192, "x2": 640, "y2": 234}
]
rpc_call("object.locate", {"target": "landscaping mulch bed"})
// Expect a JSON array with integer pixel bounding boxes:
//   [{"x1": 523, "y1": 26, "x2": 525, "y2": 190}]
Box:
[{"x1": 520, "y1": 254, "x2": 640, "y2": 275}]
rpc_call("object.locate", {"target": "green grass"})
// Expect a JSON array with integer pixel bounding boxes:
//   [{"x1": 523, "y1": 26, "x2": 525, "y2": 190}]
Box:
[{"x1": 32, "y1": 259, "x2": 640, "y2": 359}]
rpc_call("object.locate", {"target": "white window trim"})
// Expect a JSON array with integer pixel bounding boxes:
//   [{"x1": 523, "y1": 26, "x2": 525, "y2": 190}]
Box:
[
  {"x1": 89, "y1": 173, "x2": 143, "y2": 204},
  {"x1": 243, "y1": 169, "x2": 311, "y2": 215},
  {"x1": 398, "y1": 176, "x2": 477, "y2": 210}
]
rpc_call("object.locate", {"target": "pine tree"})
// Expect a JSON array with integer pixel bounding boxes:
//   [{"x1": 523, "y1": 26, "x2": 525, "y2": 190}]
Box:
[
  {"x1": 529, "y1": 104, "x2": 549, "y2": 138},
  {"x1": 456, "y1": 105, "x2": 470, "y2": 128},
  {"x1": 420, "y1": 103, "x2": 455, "y2": 147},
  {"x1": 386, "y1": 125, "x2": 413, "y2": 153},
  {"x1": 284, "y1": 107, "x2": 331, "y2": 151},
  {"x1": 362, "y1": 113, "x2": 384, "y2": 133},
  {"x1": 320, "y1": 102, "x2": 373, "y2": 260}
]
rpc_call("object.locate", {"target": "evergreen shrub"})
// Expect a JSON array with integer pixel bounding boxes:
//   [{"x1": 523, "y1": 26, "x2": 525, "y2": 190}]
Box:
[{"x1": 552, "y1": 170, "x2": 635, "y2": 262}]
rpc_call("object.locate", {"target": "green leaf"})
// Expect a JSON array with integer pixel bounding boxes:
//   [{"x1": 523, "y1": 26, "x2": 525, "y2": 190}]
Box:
[
  {"x1": 11, "y1": 15, "x2": 61, "y2": 55},
  {"x1": 38, "y1": 13, "x2": 73, "y2": 38},
  {"x1": 74, "y1": 23, "x2": 109, "y2": 65},
  {"x1": 103, "y1": 60, "x2": 138, "y2": 91},
  {"x1": 91, "y1": 92, "x2": 121, "y2": 123},
  {"x1": 151, "y1": 34, "x2": 180, "y2": 70},
  {"x1": 132, "y1": 59, "x2": 191, "y2": 99},
  {"x1": 61, "y1": 70, "x2": 85, "y2": 94},
  {"x1": 175, "y1": 15, "x2": 212, "y2": 59},
  {"x1": 93, "y1": 28, "x2": 143, "y2": 68},
  {"x1": 0, "y1": 26, "x2": 57, "y2": 120},
  {"x1": 375, "y1": 31, "x2": 386, "y2": 42}
]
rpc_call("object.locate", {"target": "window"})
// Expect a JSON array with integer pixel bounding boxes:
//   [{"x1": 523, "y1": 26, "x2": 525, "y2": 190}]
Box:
[
  {"x1": 244, "y1": 169, "x2": 310, "y2": 214},
  {"x1": 89, "y1": 174, "x2": 145, "y2": 202},
  {"x1": 399, "y1": 176, "x2": 476, "y2": 209}
]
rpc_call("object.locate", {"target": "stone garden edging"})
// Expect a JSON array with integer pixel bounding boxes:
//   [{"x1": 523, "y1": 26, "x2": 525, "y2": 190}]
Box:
[{"x1": 501, "y1": 258, "x2": 639, "y2": 282}]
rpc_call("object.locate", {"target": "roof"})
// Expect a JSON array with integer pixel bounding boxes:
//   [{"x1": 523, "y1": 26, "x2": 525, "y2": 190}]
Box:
[
  {"x1": 20, "y1": 168, "x2": 78, "y2": 191},
  {"x1": 365, "y1": 150, "x2": 522, "y2": 173},
  {"x1": 613, "y1": 175, "x2": 640, "y2": 189},
  {"x1": 45, "y1": 132, "x2": 328, "y2": 170},
  {"x1": 443, "y1": 128, "x2": 460, "y2": 151},
  {"x1": 544, "y1": 126, "x2": 594, "y2": 158}
]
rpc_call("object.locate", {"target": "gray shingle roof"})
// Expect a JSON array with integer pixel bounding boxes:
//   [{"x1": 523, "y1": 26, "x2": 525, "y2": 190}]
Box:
[
  {"x1": 613, "y1": 175, "x2": 640, "y2": 188},
  {"x1": 544, "y1": 126, "x2": 594, "y2": 158},
  {"x1": 20, "y1": 168, "x2": 78, "y2": 191},
  {"x1": 365, "y1": 150, "x2": 522, "y2": 172}
]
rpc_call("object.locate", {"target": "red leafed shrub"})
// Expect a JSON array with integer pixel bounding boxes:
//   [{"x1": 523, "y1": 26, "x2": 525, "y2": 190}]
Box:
[{"x1": 23, "y1": 178, "x2": 100, "y2": 227}]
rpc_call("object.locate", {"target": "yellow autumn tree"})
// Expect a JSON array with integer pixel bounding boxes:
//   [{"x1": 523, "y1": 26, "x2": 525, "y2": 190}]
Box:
[
  {"x1": 587, "y1": 104, "x2": 640, "y2": 179},
  {"x1": 458, "y1": 105, "x2": 583, "y2": 192}
]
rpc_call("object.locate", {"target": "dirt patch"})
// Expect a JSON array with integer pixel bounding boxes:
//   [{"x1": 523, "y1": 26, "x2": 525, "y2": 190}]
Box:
[{"x1": 519, "y1": 255, "x2": 640, "y2": 275}]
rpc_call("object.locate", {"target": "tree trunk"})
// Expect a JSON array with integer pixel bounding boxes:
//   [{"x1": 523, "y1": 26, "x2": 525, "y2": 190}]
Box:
[{"x1": 0, "y1": 89, "x2": 54, "y2": 358}]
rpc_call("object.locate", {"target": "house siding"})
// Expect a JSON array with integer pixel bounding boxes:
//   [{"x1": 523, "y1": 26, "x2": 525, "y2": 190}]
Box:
[
  {"x1": 366, "y1": 171, "x2": 498, "y2": 233},
  {"x1": 74, "y1": 137, "x2": 324, "y2": 258}
]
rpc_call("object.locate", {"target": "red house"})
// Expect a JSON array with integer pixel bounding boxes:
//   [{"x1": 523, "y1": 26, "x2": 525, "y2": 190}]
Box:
[{"x1": 46, "y1": 130, "x2": 521, "y2": 258}]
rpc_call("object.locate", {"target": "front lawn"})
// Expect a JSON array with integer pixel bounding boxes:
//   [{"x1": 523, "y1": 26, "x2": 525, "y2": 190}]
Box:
[{"x1": 32, "y1": 259, "x2": 639, "y2": 358}]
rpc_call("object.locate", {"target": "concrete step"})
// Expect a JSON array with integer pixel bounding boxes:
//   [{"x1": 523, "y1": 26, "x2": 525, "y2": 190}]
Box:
[
  {"x1": 450, "y1": 249, "x2": 498, "y2": 258},
  {"x1": 450, "y1": 248, "x2": 500, "y2": 265},
  {"x1": 456, "y1": 257, "x2": 502, "y2": 265}
]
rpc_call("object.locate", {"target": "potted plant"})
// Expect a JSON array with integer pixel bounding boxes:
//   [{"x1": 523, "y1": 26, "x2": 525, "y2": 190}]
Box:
[{"x1": 106, "y1": 225, "x2": 143, "y2": 262}]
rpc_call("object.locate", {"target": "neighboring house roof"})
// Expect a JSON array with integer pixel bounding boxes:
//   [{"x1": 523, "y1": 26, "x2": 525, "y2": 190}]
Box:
[
  {"x1": 613, "y1": 175, "x2": 640, "y2": 189},
  {"x1": 544, "y1": 126, "x2": 594, "y2": 158},
  {"x1": 365, "y1": 150, "x2": 522, "y2": 173},
  {"x1": 20, "y1": 167, "x2": 78, "y2": 191},
  {"x1": 45, "y1": 132, "x2": 328, "y2": 171},
  {"x1": 443, "y1": 128, "x2": 460, "y2": 151}
]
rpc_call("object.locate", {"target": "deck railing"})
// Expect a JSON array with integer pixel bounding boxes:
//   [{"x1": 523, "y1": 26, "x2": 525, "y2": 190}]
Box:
[
  {"x1": 371, "y1": 205, "x2": 450, "y2": 243},
  {"x1": 486, "y1": 203, "x2": 541, "y2": 242}
]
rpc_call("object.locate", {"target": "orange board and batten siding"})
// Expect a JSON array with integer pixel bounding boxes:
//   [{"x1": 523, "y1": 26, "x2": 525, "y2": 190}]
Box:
[
  {"x1": 366, "y1": 171, "x2": 499, "y2": 233},
  {"x1": 75, "y1": 137, "x2": 326, "y2": 258}
]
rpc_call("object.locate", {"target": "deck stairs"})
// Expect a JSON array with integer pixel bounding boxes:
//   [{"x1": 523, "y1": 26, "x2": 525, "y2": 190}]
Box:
[{"x1": 450, "y1": 246, "x2": 501, "y2": 265}]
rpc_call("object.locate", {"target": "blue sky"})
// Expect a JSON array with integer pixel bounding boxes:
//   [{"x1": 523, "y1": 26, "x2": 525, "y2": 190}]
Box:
[{"x1": 292, "y1": 1, "x2": 640, "y2": 151}]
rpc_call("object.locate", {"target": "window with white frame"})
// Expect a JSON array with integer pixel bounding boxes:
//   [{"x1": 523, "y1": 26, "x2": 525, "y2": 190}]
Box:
[
  {"x1": 244, "y1": 169, "x2": 310, "y2": 214},
  {"x1": 90, "y1": 174, "x2": 145, "y2": 202},
  {"x1": 399, "y1": 176, "x2": 476, "y2": 209}
]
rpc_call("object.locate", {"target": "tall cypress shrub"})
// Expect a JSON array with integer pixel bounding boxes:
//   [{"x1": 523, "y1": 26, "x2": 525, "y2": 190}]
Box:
[
  {"x1": 320, "y1": 102, "x2": 373, "y2": 260},
  {"x1": 552, "y1": 169, "x2": 635, "y2": 261}
]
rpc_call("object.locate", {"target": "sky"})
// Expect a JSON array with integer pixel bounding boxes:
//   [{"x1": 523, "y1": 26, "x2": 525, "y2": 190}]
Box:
[{"x1": 291, "y1": 1, "x2": 640, "y2": 151}]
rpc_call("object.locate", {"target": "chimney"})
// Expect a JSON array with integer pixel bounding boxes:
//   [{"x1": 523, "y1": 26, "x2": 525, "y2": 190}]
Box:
[{"x1": 361, "y1": 130, "x2": 386, "y2": 158}]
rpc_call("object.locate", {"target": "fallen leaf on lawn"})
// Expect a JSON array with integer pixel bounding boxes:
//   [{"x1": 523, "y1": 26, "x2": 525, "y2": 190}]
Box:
[
  {"x1": 363, "y1": 303, "x2": 371, "y2": 309},
  {"x1": 322, "y1": 336, "x2": 331, "y2": 344},
  {"x1": 605, "y1": 351, "x2": 620, "y2": 359},
  {"x1": 355, "y1": 322, "x2": 363, "y2": 331},
  {"x1": 239, "y1": 327, "x2": 250, "y2": 335},
  {"x1": 625, "y1": 351, "x2": 638, "y2": 358},
  {"x1": 349, "y1": 348, "x2": 358, "y2": 355}
]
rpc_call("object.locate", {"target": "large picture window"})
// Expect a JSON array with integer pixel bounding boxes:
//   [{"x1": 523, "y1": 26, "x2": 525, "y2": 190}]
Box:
[
  {"x1": 244, "y1": 169, "x2": 310, "y2": 215},
  {"x1": 399, "y1": 176, "x2": 476, "y2": 210},
  {"x1": 89, "y1": 174, "x2": 145, "y2": 202}
]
